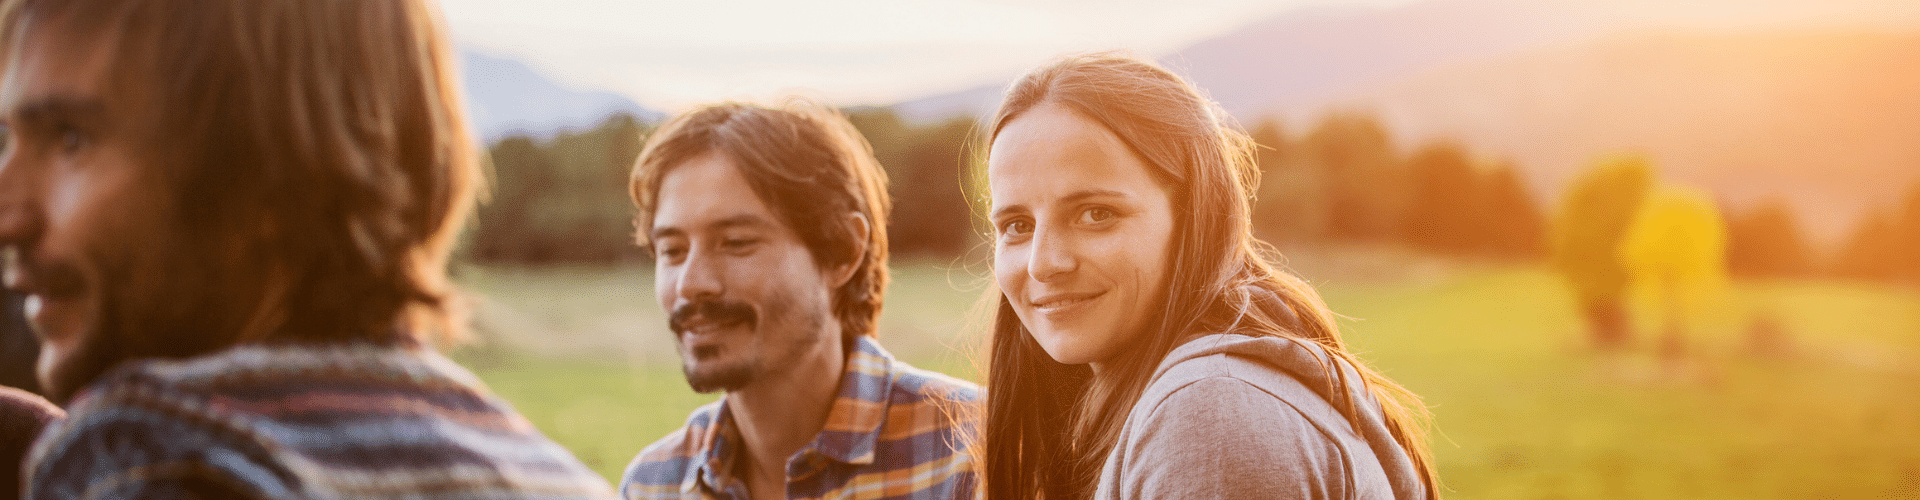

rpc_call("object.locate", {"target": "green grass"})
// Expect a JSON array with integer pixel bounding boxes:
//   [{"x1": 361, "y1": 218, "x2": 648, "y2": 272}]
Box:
[
  {"x1": 450, "y1": 350, "x2": 709, "y2": 478},
  {"x1": 447, "y1": 259, "x2": 993, "y2": 480},
  {"x1": 451, "y1": 261, "x2": 1920, "y2": 498},
  {"x1": 1324, "y1": 267, "x2": 1920, "y2": 499}
]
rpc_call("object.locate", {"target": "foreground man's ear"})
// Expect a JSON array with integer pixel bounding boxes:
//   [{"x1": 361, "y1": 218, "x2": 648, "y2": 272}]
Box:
[{"x1": 828, "y1": 212, "x2": 870, "y2": 288}]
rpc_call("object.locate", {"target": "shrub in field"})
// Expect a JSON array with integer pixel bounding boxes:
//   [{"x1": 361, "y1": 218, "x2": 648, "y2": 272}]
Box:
[
  {"x1": 1833, "y1": 180, "x2": 1920, "y2": 285},
  {"x1": 1618, "y1": 185, "x2": 1729, "y2": 358},
  {"x1": 1248, "y1": 117, "x2": 1331, "y2": 245},
  {"x1": 1550, "y1": 155, "x2": 1654, "y2": 350},
  {"x1": 1403, "y1": 141, "x2": 1545, "y2": 259},
  {"x1": 844, "y1": 108, "x2": 980, "y2": 258},
  {"x1": 470, "y1": 114, "x2": 649, "y2": 265},
  {"x1": 1404, "y1": 141, "x2": 1480, "y2": 254},
  {"x1": 1726, "y1": 197, "x2": 1817, "y2": 278},
  {"x1": 1302, "y1": 112, "x2": 1408, "y2": 242}
]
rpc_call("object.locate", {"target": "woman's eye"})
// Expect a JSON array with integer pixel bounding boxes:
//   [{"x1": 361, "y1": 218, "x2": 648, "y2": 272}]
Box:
[
  {"x1": 1001, "y1": 220, "x2": 1032, "y2": 236},
  {"x1": 1081, "y1": 207, "x2": 1115, "y2": 223}
]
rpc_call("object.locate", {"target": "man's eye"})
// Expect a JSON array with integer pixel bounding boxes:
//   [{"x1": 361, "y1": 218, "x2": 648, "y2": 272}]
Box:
[
  {"x1": 656, "y1": 245, "x2": 687, "y2": 260},
  {"x1": 57, "y1": 127, "x2": 85, "y2": 154}
]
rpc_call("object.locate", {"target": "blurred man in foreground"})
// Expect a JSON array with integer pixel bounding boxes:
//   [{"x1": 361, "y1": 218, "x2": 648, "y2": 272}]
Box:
[
  {"x1": 0, "y1": 385, "x2": 57, "y2": 500},
  {"x1": 0, "y1": 0, "x2": 614, "y2": 497},
  {"x1": 622, "y1": 101, "x2": 980, "y2": 499}
]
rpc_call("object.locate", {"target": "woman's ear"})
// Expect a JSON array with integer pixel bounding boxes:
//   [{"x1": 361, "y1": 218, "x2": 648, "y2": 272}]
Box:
[{"x1": 828, "y1": 212, "x2": 871, "y2": 288}]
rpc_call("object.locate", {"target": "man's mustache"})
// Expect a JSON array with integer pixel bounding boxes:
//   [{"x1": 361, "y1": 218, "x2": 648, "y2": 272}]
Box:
[
  {"x1": 3, "y1": 246, "x2": 84, "y2": 300},
  {"x1": 668, "y1": 298, "x2": 756, "y2": 335}
]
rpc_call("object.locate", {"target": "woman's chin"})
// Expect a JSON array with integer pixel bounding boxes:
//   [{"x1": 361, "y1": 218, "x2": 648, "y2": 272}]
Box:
[{"x1": 1034, "y1": 333, "x2": 1106, "y2": 366}]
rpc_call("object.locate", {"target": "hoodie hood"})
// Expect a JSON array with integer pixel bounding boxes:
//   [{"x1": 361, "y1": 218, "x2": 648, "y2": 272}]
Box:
[{"x1": 1148, "y1": 333, "x2": 1429, "y2": 499}]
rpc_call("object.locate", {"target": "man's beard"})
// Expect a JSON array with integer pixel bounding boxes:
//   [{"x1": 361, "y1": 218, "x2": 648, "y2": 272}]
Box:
[
  {"x1": 40, "y1": 242, "x2": 246, "y2": 405},
  {"x1": 683, "y1": 359, "x2": 754, "y2": 394},
  {"x1": 37, "y1": 283, "x2": 126, "y2": 406},
  {"x1": 669, "y1": 298, "x2": 759, "y2": 394}
]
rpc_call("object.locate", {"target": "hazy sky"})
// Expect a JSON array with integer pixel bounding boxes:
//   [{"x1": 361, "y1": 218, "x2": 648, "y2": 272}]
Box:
[
  {"x1": 439, "y1": 0, "x2": 1920, "y2": 112},
  {"x1": 439, "y1": 0, "x2": 1415, "y2": 111}
]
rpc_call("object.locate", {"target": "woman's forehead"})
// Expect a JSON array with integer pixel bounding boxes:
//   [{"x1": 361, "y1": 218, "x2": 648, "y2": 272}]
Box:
[{"x1": 990, "y1": 105, "x2": 1163, "y2": 197}]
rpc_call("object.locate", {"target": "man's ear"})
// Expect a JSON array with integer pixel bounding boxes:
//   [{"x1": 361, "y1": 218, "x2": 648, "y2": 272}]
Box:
[{"x1": 827, "y1": 212, "x2": 870, "y2": 288}]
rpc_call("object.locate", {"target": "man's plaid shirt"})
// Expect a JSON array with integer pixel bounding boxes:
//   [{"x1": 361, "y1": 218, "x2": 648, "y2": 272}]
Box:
[{"x1": 621, "y1": 335, "x2": 980, "y2": 499}]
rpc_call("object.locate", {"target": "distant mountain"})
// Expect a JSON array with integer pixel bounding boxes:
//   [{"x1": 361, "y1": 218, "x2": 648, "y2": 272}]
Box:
[
  {"x1": 459, "y1": 49, "x2": 660, "y2": 143},
  {"x1": 1171, "y1": 0, "x2": 1619, "y2": 118},
  {"x1": 1179, "y1": 0, "x2": 1920, "y2": 119},
  {"x1": 1344, "y1": 30, "x2": 1920, "y2": 244},
  {"x1": 895, "y1": 0, "x2": 1616, "y2": 123},
  {"x1": 893, "y1": 83, "x2": 1003, "y2": 125}
]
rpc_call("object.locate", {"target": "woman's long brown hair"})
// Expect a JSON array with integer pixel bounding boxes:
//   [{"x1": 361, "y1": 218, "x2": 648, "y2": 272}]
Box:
[{"x1": 978, "y1": 53, "x2": 1439, "y2": 499}]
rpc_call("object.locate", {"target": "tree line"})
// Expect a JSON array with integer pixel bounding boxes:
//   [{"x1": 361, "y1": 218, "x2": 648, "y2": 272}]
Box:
[{"x1": 466, "y1": 108, "x2": 1920, "y2": 294}]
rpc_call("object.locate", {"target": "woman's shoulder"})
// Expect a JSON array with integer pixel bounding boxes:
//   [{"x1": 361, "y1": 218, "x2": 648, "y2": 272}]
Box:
[
  {"x1": 1132, "y1": 333, "x2": 1383, "y2": 461},
  {"x1": 1133, "y1": 334, "x2": 1365, "y2": 444},
  {"x1": 1099, "y1": 334, "x2": 1407, "y2": 499},
  {"x1": 1100, "y1": 334, "x2": 1395, "y2": 499},
  {"x1": 1143, "y1": 333, "x2": 1351, "y2": 407}
]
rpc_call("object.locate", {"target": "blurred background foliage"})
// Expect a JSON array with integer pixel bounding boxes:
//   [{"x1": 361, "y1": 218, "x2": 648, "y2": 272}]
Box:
[
  {"x1": 469, "y1": 114, "x2": 650, "y2": 265},
  {"x1": 463, "y1": 106, "x2": 1920, "y2": 292}
]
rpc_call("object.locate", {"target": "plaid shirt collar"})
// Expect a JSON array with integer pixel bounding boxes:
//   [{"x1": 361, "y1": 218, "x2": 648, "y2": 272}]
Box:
[{"x1": 683, "y1": 335, "x2": 899, "y2": 494}]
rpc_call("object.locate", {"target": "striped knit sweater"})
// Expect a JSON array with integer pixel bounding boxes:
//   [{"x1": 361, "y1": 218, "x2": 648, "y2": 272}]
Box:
[{"x1": 23, "y1": 343, "x2": 616, "y2": 500}]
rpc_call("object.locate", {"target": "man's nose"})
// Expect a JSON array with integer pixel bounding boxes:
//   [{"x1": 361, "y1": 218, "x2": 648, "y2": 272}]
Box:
[
  {"x1": 0, "y1": 151, "x2": 43, "y2": 249},
  {"x1": 673, "y1": 248, "x2": 725, "y2": 304}
]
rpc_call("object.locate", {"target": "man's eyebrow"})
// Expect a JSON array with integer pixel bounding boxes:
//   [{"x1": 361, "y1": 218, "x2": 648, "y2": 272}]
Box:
[
  {"x1": 9, "y1": 95, "x2": 108, "y2": 129},
  {"x1": 650, "y1": 214, "x2": 775, "y2": 240}
]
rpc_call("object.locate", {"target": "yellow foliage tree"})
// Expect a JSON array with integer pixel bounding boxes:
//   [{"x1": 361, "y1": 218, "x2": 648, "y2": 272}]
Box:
[{"x1": 1618, "y1": 185, "x2": 1730, "y2": 358}]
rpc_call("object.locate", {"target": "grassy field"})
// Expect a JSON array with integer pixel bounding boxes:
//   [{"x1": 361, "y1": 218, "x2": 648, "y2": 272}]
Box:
[{"x1": 450, "y1": 259, "x2": 1920, "y2": 498}]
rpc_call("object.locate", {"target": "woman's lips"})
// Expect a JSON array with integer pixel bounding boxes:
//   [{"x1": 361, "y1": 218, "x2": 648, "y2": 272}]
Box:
[{"x1": 1031, "y1": 290, "x2": 1103, "y2": 315}]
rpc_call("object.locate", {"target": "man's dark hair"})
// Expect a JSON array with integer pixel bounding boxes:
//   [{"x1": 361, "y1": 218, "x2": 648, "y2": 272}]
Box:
[{"x1": 630, "y1": 101, "x2": 891, "y2": 344}]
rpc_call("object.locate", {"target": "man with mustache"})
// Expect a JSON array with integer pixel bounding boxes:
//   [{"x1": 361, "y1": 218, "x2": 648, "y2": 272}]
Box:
[
  {"x1": 622, "y1": 101, "x2": 980, "y2": 499},
  {"x1": 0, "y1": 0, "x2": 614, "y2": 497}
]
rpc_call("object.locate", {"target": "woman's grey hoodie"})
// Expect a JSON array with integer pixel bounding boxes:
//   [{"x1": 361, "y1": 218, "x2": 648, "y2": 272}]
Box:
[{"x1": 1096, "y1": 333, "x2": 1429, "y2": 499}]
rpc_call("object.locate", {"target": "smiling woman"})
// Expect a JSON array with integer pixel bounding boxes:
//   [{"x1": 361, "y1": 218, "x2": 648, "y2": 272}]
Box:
[
  {"x1": 988, "y1": 102, "x2": 1178, "y2": 367},
  {"x1": 980, "y1": 53, "x2": 1440, "y2": 499}
]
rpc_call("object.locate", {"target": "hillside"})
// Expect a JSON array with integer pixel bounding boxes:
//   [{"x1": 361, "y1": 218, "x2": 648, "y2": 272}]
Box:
[
  {"x1": 1326, "y1": 31, "x2": 1920, "y2": 243},
  {"x1": 460, "y1": 49, "x2": 661, "y2": 142},
  {"x1": 892, "y1": 1, "x2": 1920, "y2": 244},
  {"x1": 1170, "y1": 0, "x2": 1615, "y2": 117}
]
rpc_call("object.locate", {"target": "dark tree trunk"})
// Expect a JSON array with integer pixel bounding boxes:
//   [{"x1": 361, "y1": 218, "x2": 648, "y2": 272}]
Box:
[{"x1": 1583, "y1": 298, "x2": 1632, "y2": 351}]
